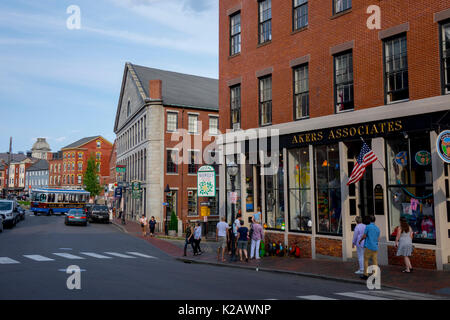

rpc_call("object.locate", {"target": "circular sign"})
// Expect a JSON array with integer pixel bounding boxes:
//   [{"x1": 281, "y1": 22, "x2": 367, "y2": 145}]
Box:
[
  {"x1": 395, "y1": 151, "x2": 408, "y2": 166},
  {"x1": 436, "y1": 130, "x2": 450, "y2": 163},
  {"x1": 415, "y1": 151, "x2": 431, "y2": 166}
]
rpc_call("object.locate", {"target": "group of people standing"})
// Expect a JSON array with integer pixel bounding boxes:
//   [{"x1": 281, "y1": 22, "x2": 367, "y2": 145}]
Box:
[{"x1": 353, "y1": 215, "x2": 414, "y2": 280}]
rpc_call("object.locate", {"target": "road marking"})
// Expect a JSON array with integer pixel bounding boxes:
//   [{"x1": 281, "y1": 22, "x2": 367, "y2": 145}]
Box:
[
  {"x1": 79, "y1": 252, "x2": 112, "y2": 259},
  {"x1": 335, "y1": 292, "x2": 391, "y2": 300},
  {"x1": 126, "y1": 252, "x2": 158, "y2": 259},
  {"x1": 58, "y1": 268, "x2": 86, "y2": 272},
  {"x1": 23, "y1": 255, "x2": 54, "y2": 262},
  {"x1": 59, "y1": 248, "x2": 73, "y2": 250},
  {"x1": 297, "y1": 295, "x2": 338, "y2": 300},
  {"x1": 104, "y1": 252, "x2": 136, "y2": 258},
  {"x1": 390, "y1": 289, "x2": 444, "y2": 300},
  {"x1": 0, "y1": 257, "x2": 20, "y2": 264},
  {"x1": 53, "y1": 253, "x2": 85, "y2": 260}
]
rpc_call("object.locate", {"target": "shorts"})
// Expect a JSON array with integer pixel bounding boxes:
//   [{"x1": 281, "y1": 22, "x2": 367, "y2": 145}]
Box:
[
  {"x1": 217, "y1": 236, "x2": 227, "y2": 249},
  {"x1": 237, "y1": 240, "x2": 248, "y2": 250}
]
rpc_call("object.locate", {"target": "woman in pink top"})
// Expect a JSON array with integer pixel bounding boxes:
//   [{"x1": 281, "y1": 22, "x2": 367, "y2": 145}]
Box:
[
  {"x1": 250, "y1": 217, "x2": 264, "y2": 260},
  {"x1": 352, "y1": 216, "x2": 366, "y2": 275}
]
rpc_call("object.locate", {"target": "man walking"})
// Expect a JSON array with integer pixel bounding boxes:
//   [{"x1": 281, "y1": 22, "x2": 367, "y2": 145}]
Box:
[
  {"x1": 359, "y1": 215, "x2": 380, "y2": 280},
  {"x1": 216, "y1": 217, "x2": 229, "y2": 262}
]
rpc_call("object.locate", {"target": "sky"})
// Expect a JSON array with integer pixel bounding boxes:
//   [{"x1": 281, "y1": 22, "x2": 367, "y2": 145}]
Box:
[{"x1": 0, "y1": 0, "x2": 218, "y2": 154}]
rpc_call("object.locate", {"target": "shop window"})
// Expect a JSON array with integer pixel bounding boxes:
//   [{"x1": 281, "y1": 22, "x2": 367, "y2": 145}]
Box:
[
  {"x1": 386, "y1": 134, "x2": 435, "y2": 243},
  {"x1": 209, "y1": 190, "x2": 219, "y2": 216},
  {"x1": 334, "y1": 0, "x2": 351, "y2": 14},
  {"x1": 293, "y1": 0, "x2": 308, "y2": 30},
  {"x1": 294, "y1": 64, "x2": 309, "y2": 119},
  {"x1": 384, "y1": 34, "x2": 409, "y2": 103},
  {"x1": 245, "y1": 160, "x2": 255, "y2": 213},
  {"x1": 315, "y1": 144, "x2": 342, "y2": 235},
  {"x1": 226, "y1": 155, "x2": 241, "y2": 224},
  {"x1": 230, "y1": 12, "x2": 241, "y2": 56},
  {"x1": 187, "y1": 190, "x2": 198, "y2": 216},
  {"x1": 441, "y1": 22, "x2": 450, "y2": 94},
  {"x1": 288, "y1": 147, "x2": 312, "y2": 232},
  {"x1": 264, "y1": 152, "x2": 285, "y2": 230},
  {"x1": 230, "y1": 85, "x2": 241, "y2": 130},
  {"x1": 259, "y1": 76, "x2": 272, "y2": 126},
  {"x1": 258, "y1": 0, "x2": 272, "y2": 44},
  {"x1": 334, "y1": 51, "x2": 354, "y2": 112}
]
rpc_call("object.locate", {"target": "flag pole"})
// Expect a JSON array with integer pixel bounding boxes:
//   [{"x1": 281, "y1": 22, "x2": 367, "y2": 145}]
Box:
[{"x1": 359, "y1": 136, "x2": 386, "y2": 172}]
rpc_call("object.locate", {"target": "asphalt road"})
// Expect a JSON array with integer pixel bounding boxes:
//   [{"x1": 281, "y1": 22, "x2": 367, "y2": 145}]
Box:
[{"x1": 0, "y1": 212, "x2": 442, "y2": 300}]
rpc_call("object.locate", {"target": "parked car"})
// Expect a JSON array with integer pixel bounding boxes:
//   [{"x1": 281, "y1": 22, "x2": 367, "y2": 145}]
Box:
[
  {"x1": 64, "y1": 209, "x2": 88, "y2": 226},
  {"x1": 0, "y1": 200, "x2": 20, "y2": 228},
  {"x1": 0, "y1": 215, "x2": 3, "y2": 233},
  {"x1": 89, "y1": 205, "x2": 110, "y2": 223},
  {"x1": 17, "y1": 205, "x2": 26, "y2": 221}
]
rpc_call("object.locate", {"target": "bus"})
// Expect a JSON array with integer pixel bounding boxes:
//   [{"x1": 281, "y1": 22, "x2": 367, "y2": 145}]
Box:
[{"x1": 30, "y1": 188, "x2": 90, "y2": 216}]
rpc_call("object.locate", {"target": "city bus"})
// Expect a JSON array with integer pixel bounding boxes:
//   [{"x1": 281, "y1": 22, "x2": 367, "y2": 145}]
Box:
[{"x1": 30, "y1": 188, "x2": 90, "y2": 216}]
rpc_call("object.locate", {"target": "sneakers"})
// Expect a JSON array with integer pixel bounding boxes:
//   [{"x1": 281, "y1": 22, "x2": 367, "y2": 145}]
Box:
[{"x1": 355, "y1": 270, "x2": 363, "y2": 274}]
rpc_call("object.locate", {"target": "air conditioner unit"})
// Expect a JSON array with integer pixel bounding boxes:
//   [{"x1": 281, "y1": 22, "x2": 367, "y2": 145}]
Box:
[{"x1": 187, "y1": 190, "x2": 193, "y2": 197}]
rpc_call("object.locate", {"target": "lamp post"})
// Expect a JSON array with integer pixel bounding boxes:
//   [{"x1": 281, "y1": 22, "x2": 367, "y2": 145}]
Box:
[
  {"x1": 227, "y1": 161, "x2": 238, "y2": 262},
  {"x1": 164, "y1": 184, "x2": 170, "y2": 235}
]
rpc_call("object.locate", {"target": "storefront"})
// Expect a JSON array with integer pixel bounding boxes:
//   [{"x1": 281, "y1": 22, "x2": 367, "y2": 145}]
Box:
[{"x1": 219, "y1": 97, "x2": 450, "y2": 270}]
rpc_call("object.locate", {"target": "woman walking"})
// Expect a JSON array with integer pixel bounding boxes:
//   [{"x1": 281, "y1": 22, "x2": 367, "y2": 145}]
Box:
[
  {"x1": 184, "y1": 222, "x2": 195, "y2": 256},
  {"x1": 149, "y1": 216, "x2": 157, "y2": 237},
  {"x1": 193, "y1": 222, "x2": 203, "y2": 256},
  {"x1": 395, "y1": 217, "x2": 414, "y2": 273},
  {"x1": 139, "y1": 214, "x2": 147, "y2": 237}
]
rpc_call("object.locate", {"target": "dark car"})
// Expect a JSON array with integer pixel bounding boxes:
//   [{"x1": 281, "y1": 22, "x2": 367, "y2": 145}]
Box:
[
  {"x1": 17, "y1": 205, "x2": 26, "y2": 221},
  {"x1": 89, "y1": 205, "x2": 110, "y2": 223},
  {"x1": 65, "y1": 209, "x2": 88, "y2": 226}
]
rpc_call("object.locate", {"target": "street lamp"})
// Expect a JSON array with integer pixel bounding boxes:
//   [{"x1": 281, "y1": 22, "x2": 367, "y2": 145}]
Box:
[
  {"x1": 227, "y1": 161, "x2": 238, "y2": 262},
  {"x1": 164, "y1": 184, "x2": 170, "y2": 236}
]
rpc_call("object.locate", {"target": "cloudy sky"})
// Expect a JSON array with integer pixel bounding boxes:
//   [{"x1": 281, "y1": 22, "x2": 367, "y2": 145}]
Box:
[{"x1": 0, "y1": 0, "x2": 218, "y2": 153}]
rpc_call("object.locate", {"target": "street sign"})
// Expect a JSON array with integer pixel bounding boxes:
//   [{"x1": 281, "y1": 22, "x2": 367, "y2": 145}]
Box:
[
  {"x1": 229, "y1": 191, "x2": 238, "y2": 204},
  {"x1": 197, "y1": 165, "x2": 216, "y2": 197},
  {"x1": 114, "y1": 187, "x2": 122, "y2": 198}
]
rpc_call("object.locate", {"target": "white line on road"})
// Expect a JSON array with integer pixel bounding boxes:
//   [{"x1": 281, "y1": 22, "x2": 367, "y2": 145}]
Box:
[
  {"x1": 23, "y1": 255, "x2": 54, "y2": 262},
  {"x1": 0, "y1": 257, "x2": 20, "y2": 264},
  {"x1": 355, "y1": 290, "x2": 432, "y2": 300},
  {"x1": 126, "y1": 252, "x2": 158, "y2": 259},
  {"x1": 297, "y1": 295, "x2": 338, "y2": 300},
  {"x1": 79, "y1": 252, "x2": 112, "y2": 259},
  {"x1": 53, "y1": 253, "x2": 85, "y2": 260},
  {"x1": 104, "y1": 252, "x2": 136, "y2": 258},
  {"x1": 335, "y1": 292, "x2": 391, "y2": 300}
]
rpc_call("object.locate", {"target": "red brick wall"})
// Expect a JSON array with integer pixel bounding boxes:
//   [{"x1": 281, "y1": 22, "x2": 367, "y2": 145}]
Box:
[
  {"x1": 219, "y1": 0, "x2": 446, "y2": 132},
  {"x1": 387, "y1": 245, "x2": 437, "y2": 270},
  {"x1": 264, "y1": 231, "x2": 285, "y2": 247},
  {"x1": 315, "y1": 237, "x2": 343, "y2": 258},
  {"x1": 288, "y1": 234, "x2": 312, "y2": 258}
]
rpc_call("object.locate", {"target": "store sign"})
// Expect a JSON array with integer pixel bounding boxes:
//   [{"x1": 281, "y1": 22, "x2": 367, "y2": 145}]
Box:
[
  {"x1": 415, "y1": 151, "x2": 431, "y2": 166},
  {"x1": 116, "y1": 165, "x2": 126, "y2": 173},
  {"x1": 114, "y1": 187, "x2": 122, "y2": 198},
  {"x1": 197, "y1": 165, "x2": 216, "y2": 197},
  {"x1": 230, "y1": 192, "x2": 238, "y2": 204},
  {"x1": 374, "y1": 184, "x2": 384, "y2": 215},
  {"x1": 131, "y1": 181, "x2": 142, "y2": 199},
  {"x1": 436, "y1": 130, "x2": 450, "y2": 163}
]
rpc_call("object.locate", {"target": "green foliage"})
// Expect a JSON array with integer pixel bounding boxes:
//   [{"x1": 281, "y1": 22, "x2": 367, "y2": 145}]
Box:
[
  {"x1": 169, "y1": 211, "x2": 178, "y2": 231},
  {"x1": 83, "y1": 153, "x2": 102, "y2": 197}
]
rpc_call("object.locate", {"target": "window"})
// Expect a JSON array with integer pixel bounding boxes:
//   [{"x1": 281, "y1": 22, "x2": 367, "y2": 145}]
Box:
[
  {"x1": 78, "y1": 175, "x2": 82, "y2": 184},
  {"x1": 167, "y1": 149, "x2": 178, "y2": 174},
  {"x1": 97, "y1": 140, "x2": 101, "y2": 148},
  {"x1": 72, "y1": 162, "x2": 75, "y2": 170},
  {"x1": 209, "y1": 116, "x2": 219, "y2": 135},
  {"x1": 288, "y1": 147, "x2": 312, "y2": 232},
  {"x1": 78, "y1": 162, "x2": 83, "y2": 171},
  {"x1": 187, "y1": 190, "x2": 198, "y2": 216},
  {"x1": 384, "y1": 35, "x2": 409, "y2": 103},
  {"x1": 334, "y1": 0, "x2": 351, "y2": 14},
  {"x1": 188, "y1": 151, "x2": 199, "y2": 174},
  {"x1": 441, "y1": 22, "x2": 450, "y2": 94},
  {"x1": 96, "y1": 152, "x2": 101, "y2": 160},
  {"x1": 294, "y1": 64, "x2": 309, "y2": 119},
  {"x1": 167, "y1": 112, "x2": 178, "y2": 132},
  {"x1": 78, "y1": 152, "x2": 83, "y2": 159},
  {"x1": 127, "y1": 100, "x2": 131, "y2": 117},
  {"x1": 315, "y1": 144, "x2": 341, "y2": 235},
  {"x1": 230, "y1": 12, "x2": 241, "y2": 55},
  {"x1": 386, "y1": 134, "x2": 435, "y2": 243},
  {"x1": 230, "y1": 85, "x2": 241, "y2": 130},
  {"x1": 334, "y1": 51, "x2": 354, "y2": 112},
  {"x1": 259, "y1": 76, "x2": 272, "y2": 126},
  {"x1": 188, "y1": 114, "x2": 198, "y2": 134},
  {"x1": 96, "y1": 163, "x2": 100, "y2": 172},
  {"x1": 265, "y1": 153, "x2": 285, "y2": 230},
  {"x1": 293, "y1": 0, "x2": 308, "y2": 30},
  {"x1": 258, "y1": 0, "x2": 272, "y2": 44},
  {"x1": 64, "y1": 163, "x2": 66, "y2": 172}
]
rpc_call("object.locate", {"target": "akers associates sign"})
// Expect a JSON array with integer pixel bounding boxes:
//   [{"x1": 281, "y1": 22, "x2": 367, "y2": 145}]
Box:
[{"x1": 436, "y1": 130, "x2": 450, "y2": 163}]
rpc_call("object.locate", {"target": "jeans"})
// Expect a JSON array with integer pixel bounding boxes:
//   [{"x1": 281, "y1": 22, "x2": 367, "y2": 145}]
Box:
[
  {"x1": 356, "y1": 246, "x2": 365, "y2": 272},
  {"x1": 364, "y1": 248, "x2": 378, "y2": 276},
  {"x1": 193, "y1": 239, "x2": 202, "y2": 254},
  {"x1": 250, "y1": 239, "x2": 261, "y2": 259},
  {"x1": 185, "y1": 238, "x2": 194, "y2": 251}
]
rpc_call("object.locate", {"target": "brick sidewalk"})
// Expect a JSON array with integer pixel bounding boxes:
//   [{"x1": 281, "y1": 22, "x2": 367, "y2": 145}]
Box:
[{"x1": 112, "y1": 218, "x2": 450, "y2": 297}]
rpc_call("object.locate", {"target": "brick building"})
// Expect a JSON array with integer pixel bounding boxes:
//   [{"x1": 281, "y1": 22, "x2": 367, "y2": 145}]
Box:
[
  {"x1": 218, "y1": 1, "x2": 450, "y2": 269},
  {"x1": 114, "y1": 63, "x2": 219, "y2": 234},
  {"x1": 48, "y1": 151, "x2": 63, "y2": 188}
]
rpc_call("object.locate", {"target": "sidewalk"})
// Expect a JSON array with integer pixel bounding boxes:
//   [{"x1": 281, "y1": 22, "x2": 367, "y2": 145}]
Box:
[{"x1": 112, "y1": 218, "x2": 450, "y2": 297}]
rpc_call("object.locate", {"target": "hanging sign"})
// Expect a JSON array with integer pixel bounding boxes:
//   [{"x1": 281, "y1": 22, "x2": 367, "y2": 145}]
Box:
[
  {"x1": 229, "y1": 192, "x2": 238, "y2": 204},
  {"x1": 374, "y1": 184, "x2": 384, "y2": 215},
  {"x1": 395, "y1": 151, "x2": 408, "y2": 166},
  {"x1": 415, "y1": 151, "x2": 431, "y2": 166},
  {"x1": 197, "y1": 165, "x2": 216, "y2": 197},
  {"x1": 436, "y1": 130, "x2": 450, "y2": 163}
]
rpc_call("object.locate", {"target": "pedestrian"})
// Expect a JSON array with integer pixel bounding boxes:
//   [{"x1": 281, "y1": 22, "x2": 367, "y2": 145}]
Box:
[
  {"x1": 395, "y1": 217, "x2": 414, "y2": 273},
  {"x1": 227, "y1": 225, "x2": 232, "y2": 255},
  {"x1": 250, "y1": 217, "x2": 264, "y2": 260},
  {"x1": 149, "y1": 216, "x2": 157, "y2": 237},
  {"x1": 254, "y1": 206, "x2": 262, "y2": 223},
  {"x1": 352, "y1": 216, "x2": 366, "y2": 275},
  {"x1": 216, "y1": 217, "x2": 229, "y2": 262},
  {"x1": 184, "y1": 222, "x2": 195, "y2": 256},
  {"x1": 120, "y1": 210, "x2": 126, "y2": 225},
  {"x1": 359, "y1": 215, "x2": 380, "y2": 280},
  {"x1": 231, "y1": 214, "x2": 241, "y2": 259},
  {"x1": 139, "y1": 214, "x2": 147, "y2": 237},
  {"x1": 236, "y1": 220, "x2": 249, "y2": 262},
  {"x1": 193, "y1": 222, "x2": 202, "y2": 256}
]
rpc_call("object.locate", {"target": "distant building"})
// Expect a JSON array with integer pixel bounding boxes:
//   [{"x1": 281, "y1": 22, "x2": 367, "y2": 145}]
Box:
[
  {"x1": 31, "y1": 138, "x2": 51, "y2": 160},
  {"x1": 25, "y1": 159, "x2": 49, "y2": 190},
  {"x1": 48, "y1": 151, "x2": 63, "y2": 188}
]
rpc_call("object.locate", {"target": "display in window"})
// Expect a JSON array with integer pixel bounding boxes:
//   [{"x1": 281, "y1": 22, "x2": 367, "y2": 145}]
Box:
[
  {"x1": 395, "y1": 151, "x2": 408, "y2": 166},
  {"x1": 436, "y1": 130, "x2": 450, "y2": 163},
  {"x1": 414, "y1": 151, "x2": 431, "y2": 166}
]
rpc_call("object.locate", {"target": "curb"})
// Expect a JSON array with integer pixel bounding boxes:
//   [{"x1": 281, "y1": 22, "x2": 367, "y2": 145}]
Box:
[{"x1": 111, "y1": 221, "x2": 128, "y2": 234}]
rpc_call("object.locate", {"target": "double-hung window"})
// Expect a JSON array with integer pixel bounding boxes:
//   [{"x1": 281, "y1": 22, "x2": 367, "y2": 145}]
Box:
[
  {"x1": 294, "y1": 64, "x2": 309, "y2": 119},
  {"x1": 188, "y1": 114, "x2": 198, "y2": 134},
  {"x1": 384, "y1": 35, "x2": 409, "y2": 103},
  {"x1": 209, "y1": 116, "x2": 219, "y2": 135},
  {"x1": 293, "y1": 0, "x2": 308, "y2": 30},
  {"x1": 441, "y1": 22, "x2": 450, "y2": 94},
  {"x1": 230, "y1": 12, "x2": 241, "y2": 55},
  {"x1": 167, "y1": 112, "x2": 178, "y2": 132},
  {"x1": 188, "y1": 151, "x2": 199, "y2": 174},
  {"x1": 334, "y1": 51, "x2": 354, "y2": 112},
  {"x1": 259, "y1": 76, "x2": 272, "y2": 126},
  {"x1": 230, "y1": 85, "x2": 241, "y2": 130},
  {"x1": 167, "y1": 149, "x2": 178, "y2": 174},
  {"x1": 258, "y1": 0, "x2": 272, "y2": 44},
  {"x1": 334, "y1": 0, "x2": 351, "y2": 14}
]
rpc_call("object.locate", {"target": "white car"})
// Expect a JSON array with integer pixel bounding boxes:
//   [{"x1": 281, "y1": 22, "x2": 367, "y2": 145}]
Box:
[{"x1": 0, "y1": 200, "x2": 20, "y2": 228}]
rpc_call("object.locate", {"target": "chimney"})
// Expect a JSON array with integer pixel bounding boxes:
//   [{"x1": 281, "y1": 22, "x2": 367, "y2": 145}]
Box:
[{"x1": 149, "y1": 80, "x2": 162, "y2": 100}]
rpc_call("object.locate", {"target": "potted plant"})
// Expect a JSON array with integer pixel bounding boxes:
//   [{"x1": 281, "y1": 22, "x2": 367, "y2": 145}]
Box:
[{"x1": 168, "y1": 211, "x2": 178, "y2": 237}]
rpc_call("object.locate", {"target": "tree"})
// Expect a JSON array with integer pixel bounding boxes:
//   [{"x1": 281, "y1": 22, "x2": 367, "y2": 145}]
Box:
[
  {"x1": 169, "y1": 211, "x2": 178, "y2": 232},
  {"x1": 83, "y1": 154, "x2": 102, "y2": 197}
]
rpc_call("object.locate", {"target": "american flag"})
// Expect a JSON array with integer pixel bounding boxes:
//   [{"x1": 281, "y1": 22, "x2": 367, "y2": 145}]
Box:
[{"x1": 347, "y1": 142, "x2": 378, "y2": 185}]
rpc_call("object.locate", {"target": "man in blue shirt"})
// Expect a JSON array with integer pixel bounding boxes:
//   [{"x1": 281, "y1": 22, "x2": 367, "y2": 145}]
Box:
[{"x1": 359, "y1": 215, "x2": 380, "y2": 280}]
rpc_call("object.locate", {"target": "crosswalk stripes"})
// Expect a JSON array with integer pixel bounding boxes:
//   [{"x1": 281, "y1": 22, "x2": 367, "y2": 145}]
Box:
[
  {"x1": 0, "y1": 257, "x2": 20, "y2": 264},
  {"x1": 126, "y1": 252, "x2": 157, "y2": 259},
  {"x1": 23, "y1": 255, "x2": 54, "y2": 262},
  {"x1": 103, "y1": 252, "x2": 136, "y2": 258},
  {"x1": 296, "y1": 295, "x2": 338, "y2": 300},
  {"x1": 79, "y1": 252, "x2": 112, "y2": 259},
  {"x1": 52, "y1": 253, "x2": 85, "y2": 260},
  {"x1": 335, "y1": 292, "x2": 390, "y2": 300}
]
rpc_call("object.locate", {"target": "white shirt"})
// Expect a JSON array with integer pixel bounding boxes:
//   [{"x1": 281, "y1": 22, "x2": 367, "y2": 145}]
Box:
[{"x1": 216, "y1": 221, "x2": 229, "y2": 237}]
